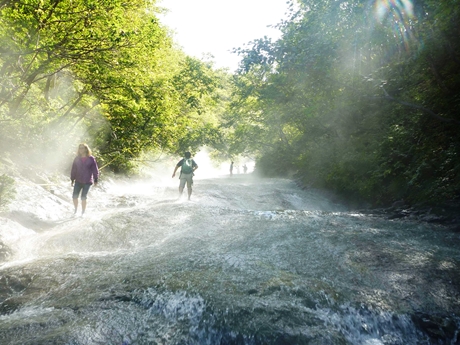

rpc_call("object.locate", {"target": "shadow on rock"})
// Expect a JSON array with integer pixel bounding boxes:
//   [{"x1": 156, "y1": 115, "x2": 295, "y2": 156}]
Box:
[{"x1": 8, "y1": 210, "x2": 57, "y2": 232}]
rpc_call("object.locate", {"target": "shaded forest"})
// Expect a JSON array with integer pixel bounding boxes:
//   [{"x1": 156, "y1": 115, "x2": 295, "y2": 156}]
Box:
[
  {"x1": 229, "y1": 0, "x2": 460, "y2": 207},
  {"x1": 1, "y1": 0, "x2": 459, "y2": 208}
]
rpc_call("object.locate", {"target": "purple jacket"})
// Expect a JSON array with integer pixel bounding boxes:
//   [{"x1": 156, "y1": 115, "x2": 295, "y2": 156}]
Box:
[{"x1": 71, "y1": 155, "x2": 99, "y2": 184}]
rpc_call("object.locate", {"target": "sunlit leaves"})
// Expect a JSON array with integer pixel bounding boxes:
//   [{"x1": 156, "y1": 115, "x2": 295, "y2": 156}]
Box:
[
  {"x1": 226, "y1": 0, "x2": 460, "y2": 205},
  {"x1": 0, "y1": 0, "x2": 232, "y2": 173}
]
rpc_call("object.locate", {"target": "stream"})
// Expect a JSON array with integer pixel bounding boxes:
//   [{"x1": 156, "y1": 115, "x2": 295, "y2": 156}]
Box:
[{"x1": 0, "y1": 174, "x2": 459, "y2": 344}]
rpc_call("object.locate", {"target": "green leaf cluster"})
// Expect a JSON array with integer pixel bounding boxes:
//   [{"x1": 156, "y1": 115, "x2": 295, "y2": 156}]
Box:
[
  {"x1": 0, "y1": 0, "x2": 229, "y2": 173},
  {"x1": 226, "y1": 0, "x2": 460, "y2": 206}
]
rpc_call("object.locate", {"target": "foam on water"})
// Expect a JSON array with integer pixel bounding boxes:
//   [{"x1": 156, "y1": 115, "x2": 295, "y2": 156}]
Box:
[{"x1": 0, "y1": 176, "x2": 459, "y2": 344}]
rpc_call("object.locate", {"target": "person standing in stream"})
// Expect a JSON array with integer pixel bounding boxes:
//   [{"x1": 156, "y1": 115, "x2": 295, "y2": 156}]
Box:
[
  {"x1": 172, "y1": 151, "x2": 198, "y2": 200},
  {"x1": 70, "y1": 143, "x2": 99, "y2": 216}
]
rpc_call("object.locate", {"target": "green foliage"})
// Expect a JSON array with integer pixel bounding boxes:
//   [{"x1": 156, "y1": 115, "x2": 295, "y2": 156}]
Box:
[
  {"x1": 255, "y1": 146, "x2": 297, "y2": 177},
  {"x1": 226, "y1": 0, "x2": 460, "y2": 206},
  {"x1": 2, "y1": 0, "x2": 458, "y2": 210},
  {"x1": 0, "y1": 0, "x2": 231, "y2": 173},
  {"x1": 0, "y1": 0, "x2": 160, "y2": 161},
  {"x1": 0, "y1": 174, "x2": 15, "y2": 212}
]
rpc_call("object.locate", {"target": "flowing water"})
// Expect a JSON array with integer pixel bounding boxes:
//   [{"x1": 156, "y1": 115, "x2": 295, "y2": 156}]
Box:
[{"x1": 0, "y1": 175, "x2": 459, "y2": 345}]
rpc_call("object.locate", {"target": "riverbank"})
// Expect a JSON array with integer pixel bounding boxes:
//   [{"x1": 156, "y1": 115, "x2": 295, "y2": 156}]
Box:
[
  {"x1": 294, "y1": 178, "x2": 460, "y2": 232},
  {"x1": 362, "y1": 200, "x2": 460, "y2": 231}
]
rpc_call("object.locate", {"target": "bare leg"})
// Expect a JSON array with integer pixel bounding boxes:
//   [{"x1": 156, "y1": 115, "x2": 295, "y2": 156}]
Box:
[
  {"x1": 81, "y1": 199, "x2": 87, "y2": 215},
  {"x1": 73, "y1": 198, "x2": 78, "y2": 214},
  {"x1": 179, "y1": 186, "x2": 184, "y2": 198},
  {"x1": 186, "y1": 179, "x2": 193, "y2": 200}
]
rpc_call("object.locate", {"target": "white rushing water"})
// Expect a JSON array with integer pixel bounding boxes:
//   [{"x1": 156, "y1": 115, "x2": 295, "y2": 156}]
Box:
[{"x1": 0, "y1": 173, "x2": 459, "y2": 344}]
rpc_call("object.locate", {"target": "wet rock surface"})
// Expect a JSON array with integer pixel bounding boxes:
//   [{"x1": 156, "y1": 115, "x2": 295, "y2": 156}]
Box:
[
  {"x1": 412, "y1": 312, "x2": 460, "y2": 343},
  {"x1": 359, "y1": 200, "x2": 460, "y2": 231},
  {"x1": 0, "y1": 172, "x2": 459, "y2": 344},
  {"x1": 295, "y1": 178, "x2": 460, "y2": 231},
  {"x1": 0, "y1": 240, "x2": 11, "y2": 261}
]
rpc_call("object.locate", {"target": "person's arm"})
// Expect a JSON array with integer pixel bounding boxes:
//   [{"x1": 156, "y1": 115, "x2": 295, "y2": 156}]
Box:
[
  {"x1": 172, "y1": 160, "x2": 182, "y2": 178},
  {"x1": 92, "y1": 156, "x2": 99, "y2": 185},
  {"x1": 192, "y1": 160, "x2": 198, "y2": 172},
  {"x1": 172, "y1": 165, "x2": 180, "y2": 178},
  {"x1": 70, "y1": 158, "x2": 77, "y2": 186}
]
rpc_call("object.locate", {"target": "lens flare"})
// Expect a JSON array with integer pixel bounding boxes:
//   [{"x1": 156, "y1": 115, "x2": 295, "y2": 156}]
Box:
[
  {"x1": 373, "y1": 0, "x2": 416, "y2": 51},
  {"x1": 373, "y1": 0, "x2": 414, "y2": 23}
]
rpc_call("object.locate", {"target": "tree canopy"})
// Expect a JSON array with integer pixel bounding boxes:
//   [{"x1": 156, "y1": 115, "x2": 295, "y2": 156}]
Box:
[
  {"x1": 0, "y1": 0, "x2": 228, "y2": 172},
  {"x1": 226, "y1": 0, "x2": 460, "y2": 206},
  {"x1": 1, "y1": 0, "x2": 458, "y2": 207}
]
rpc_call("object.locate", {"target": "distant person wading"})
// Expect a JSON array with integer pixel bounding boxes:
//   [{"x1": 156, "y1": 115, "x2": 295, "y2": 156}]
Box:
[
  {"x1": 172, "y1": 152, "x2": 198, "y2": 200},
  {"x1": 70, "y1": 143, "x2": 99, "y2": 216}
]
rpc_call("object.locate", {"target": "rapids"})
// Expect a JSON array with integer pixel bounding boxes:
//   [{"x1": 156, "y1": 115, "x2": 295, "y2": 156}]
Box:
[{"x1": 0, "y1": 174, "x2": 459, "y2": 344}]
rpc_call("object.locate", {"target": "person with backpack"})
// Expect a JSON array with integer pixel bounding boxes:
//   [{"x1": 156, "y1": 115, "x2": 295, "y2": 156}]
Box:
[{"x1": 172, "y1": 151, "x2": 198, "y2": 200}]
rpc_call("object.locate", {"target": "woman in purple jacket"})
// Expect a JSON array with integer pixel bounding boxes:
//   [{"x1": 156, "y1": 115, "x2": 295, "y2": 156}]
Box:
[{"x1": 70, "y1": 143, "x2": 99, "y2": 216}]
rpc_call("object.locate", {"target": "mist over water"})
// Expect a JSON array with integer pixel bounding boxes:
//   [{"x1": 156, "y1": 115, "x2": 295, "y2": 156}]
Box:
[{"x1": 0, "y1": 162, "x2": 459, "y2": 344}]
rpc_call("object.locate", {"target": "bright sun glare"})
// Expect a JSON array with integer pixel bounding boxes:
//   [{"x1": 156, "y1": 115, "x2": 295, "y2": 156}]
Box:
[{"x1": 158, "y1": 0, "x2": 290, "y2": 71}]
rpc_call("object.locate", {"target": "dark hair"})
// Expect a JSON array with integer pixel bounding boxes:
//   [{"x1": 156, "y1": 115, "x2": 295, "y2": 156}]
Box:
[{"x1": 184, "y1": 151, "x2": 191, "y2": 159}]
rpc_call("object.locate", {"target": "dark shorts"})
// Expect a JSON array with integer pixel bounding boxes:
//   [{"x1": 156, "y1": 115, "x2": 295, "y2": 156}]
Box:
[{"x1": 72, "y1": 182, "x2": 92, "y2": 200}]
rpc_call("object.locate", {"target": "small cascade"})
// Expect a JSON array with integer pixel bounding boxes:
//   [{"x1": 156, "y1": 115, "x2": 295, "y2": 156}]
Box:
[{"x1": 0, "y1": 176, "x2": 459, "y2": 344}]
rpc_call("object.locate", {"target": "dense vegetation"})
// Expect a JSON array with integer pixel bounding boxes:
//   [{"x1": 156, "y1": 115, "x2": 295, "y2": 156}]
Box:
[
  {"x1": 1, "y1": 0, "x2": 459, "y2": 208},
  {"x1": 227, "y1": 0, "x2": 460, "y2": 206},
  {"x1": 0, "y1": 0, "x2": 228, "y2": 172}
]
